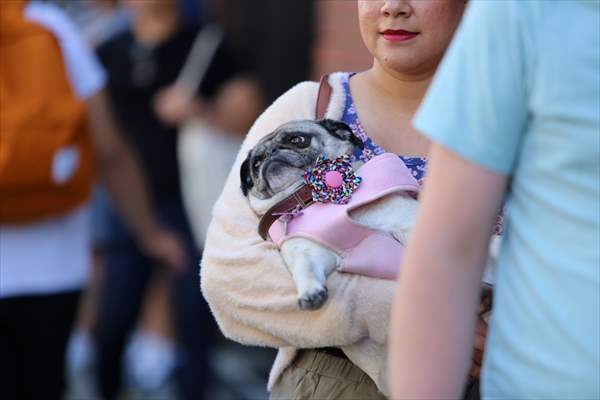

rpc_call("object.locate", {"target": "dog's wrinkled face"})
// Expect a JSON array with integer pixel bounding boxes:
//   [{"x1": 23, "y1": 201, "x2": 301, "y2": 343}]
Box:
[{"x1": 240, "y1": 119, "x2": 364, "y2": 209}]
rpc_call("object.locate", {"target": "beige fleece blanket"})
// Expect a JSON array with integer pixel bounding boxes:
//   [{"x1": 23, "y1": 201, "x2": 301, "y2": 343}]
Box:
[{"x1": 200, "y1": 72, "x2": 397, "y2": 395}]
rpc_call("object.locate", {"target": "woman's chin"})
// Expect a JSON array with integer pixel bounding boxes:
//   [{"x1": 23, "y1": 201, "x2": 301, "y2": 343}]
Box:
[{"x1": 379, "y1": 56, "x2": 437, "y2": 78}]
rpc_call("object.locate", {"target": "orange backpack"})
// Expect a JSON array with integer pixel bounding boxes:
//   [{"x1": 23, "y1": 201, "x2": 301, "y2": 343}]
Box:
[{"x1": 0, "y1": 0, "x2": 94, "y2": 224}]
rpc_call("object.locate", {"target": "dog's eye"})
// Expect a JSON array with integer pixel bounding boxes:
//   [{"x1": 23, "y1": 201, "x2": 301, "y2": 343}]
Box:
[
  {"x1": 252, "y1": 154, "x2": 264, "y2": 170},
  {"x1": 289, "y1": 135, "x2": 309, "y2": 148}
]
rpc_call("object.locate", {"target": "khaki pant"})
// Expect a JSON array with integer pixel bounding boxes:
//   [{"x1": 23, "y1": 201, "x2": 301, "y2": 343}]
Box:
[{"x1": 270, "y1": 349, "x2": 387, "y2": 400}]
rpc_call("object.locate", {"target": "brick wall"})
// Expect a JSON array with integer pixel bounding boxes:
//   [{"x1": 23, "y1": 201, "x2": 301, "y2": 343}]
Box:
[{"x1": 312, "y1": 0, "x2": 372, "y2": 79}]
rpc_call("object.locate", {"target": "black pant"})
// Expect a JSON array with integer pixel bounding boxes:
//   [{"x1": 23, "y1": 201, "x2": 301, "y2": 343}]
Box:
[
  {"x1": 463, "y1": 379, "x2": 481, "y2": 400},
  {"x1": 0, "y1": 290, "x2": 81, "y2": 400},
  {"x1": 95, "y1": 200, "x2": 216, "y2": 400}
]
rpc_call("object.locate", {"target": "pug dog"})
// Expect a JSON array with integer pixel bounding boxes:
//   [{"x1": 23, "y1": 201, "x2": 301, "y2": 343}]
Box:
[
  {"x1": 240, "y1": 119, "x2": 421, "y2": 310},
  {"x1": 241, "y1": 119, "x2": 499, "y2": 311}
]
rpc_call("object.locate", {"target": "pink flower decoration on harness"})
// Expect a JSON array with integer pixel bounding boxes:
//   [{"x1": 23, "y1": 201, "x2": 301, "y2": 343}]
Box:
[{"x1": 303, "y1": 155, "x2": 362, "y2": 205}]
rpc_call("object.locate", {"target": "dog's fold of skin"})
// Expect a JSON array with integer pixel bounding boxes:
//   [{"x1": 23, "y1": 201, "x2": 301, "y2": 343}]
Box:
[{"x1": 241, "y1": 119, "x2": 420, "y2": 310}]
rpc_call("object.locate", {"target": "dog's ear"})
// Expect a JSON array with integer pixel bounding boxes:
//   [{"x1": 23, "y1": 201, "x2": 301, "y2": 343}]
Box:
[
  {"x1": 318, "y1": 119, "x2": 364, "y2": 150},
  {"x1": 240, "y1": 155, "x2": 254, "y2": 196}
]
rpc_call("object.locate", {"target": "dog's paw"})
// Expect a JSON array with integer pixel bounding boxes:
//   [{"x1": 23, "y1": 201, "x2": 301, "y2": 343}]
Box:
[{"x1": 298, "y1": 287, "x2": 328, "y2": 310}]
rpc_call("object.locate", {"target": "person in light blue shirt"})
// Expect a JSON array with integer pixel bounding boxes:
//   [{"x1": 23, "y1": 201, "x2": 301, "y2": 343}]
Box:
[{"x1": 389, "y1": 1, "x2": 600, "y2": 399}]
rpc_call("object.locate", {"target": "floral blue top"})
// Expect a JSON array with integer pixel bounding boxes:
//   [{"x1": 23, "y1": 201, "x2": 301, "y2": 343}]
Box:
[
  {"x1": 340, "y1": 72, "x2": 427, "y2": 185},
  {"x1": 339, "y1": 72, "x2": 504, "y2": 235}
]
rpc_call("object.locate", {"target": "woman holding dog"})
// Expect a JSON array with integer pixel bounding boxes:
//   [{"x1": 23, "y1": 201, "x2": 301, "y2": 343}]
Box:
[{"x1": 202, "y1": 1, "x2": 490, "y2": 399}]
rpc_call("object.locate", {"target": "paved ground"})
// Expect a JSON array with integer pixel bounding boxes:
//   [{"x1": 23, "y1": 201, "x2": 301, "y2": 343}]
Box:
[{"x1": 65, "y1": 330, "x2": 275, "y2": 400}]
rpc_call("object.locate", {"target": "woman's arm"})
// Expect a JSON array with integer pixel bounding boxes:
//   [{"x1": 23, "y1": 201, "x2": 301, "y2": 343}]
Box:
[
  {"x1": 201, "y1": 81, "x2": 396, "y2": 349},
  {"x1": 87, "y1": 89, "x2": 187, "y2": 272},
  {"x1": 154, "y1": 75, "x2": 265, "y2": 136},
  {"x1": 389, "y1": 144, "x2": 508, "y2": 399}
]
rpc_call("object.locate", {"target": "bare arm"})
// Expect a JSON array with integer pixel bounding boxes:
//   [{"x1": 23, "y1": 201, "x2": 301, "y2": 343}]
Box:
[
  {"x1": 86, "y1": 89, "x2": 186, "y2": 270},
  {"x1": 206, "y1": 76, "x2": 265, "y2": 134},
  {"x1": 389, "y1": 144, "x2": 507, "y2": 399},
  {"x1": 154, "y1": 75, "x2": 266, "y2": 136}
]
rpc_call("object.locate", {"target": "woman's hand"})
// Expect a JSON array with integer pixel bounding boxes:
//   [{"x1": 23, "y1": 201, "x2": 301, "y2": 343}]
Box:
[
  {"x1": 139, "y1": 225, "x2": 188, "y2": 273},
  {"x1": 154, "y1": 85, "x2": 205, "y2": 126}
]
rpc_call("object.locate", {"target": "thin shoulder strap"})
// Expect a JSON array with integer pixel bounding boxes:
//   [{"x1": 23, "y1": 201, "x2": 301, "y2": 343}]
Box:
[
  {"x1": 174, "y1": 24, "x2": 223, "y2": 98},
  {"x1": 315, "y1": 74, "x2": 332, "y2": 120}
]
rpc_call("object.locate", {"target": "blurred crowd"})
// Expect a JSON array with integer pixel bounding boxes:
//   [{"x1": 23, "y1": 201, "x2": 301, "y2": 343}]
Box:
[
  {"x1": 2, "y1": 1, "x2": 599, "y2": 400},
  {"x1": 1, "y1": 0, "x2": 314, "y2": 399}
]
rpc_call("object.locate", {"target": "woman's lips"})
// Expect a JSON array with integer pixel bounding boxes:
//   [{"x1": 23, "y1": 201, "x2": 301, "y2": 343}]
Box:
[{"x1": 381, "y1": 29, "x2": 419, "y2": 42}]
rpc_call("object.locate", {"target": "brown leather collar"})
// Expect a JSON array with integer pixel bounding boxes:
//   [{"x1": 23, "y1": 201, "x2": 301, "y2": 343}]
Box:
[{"x1": 258, "y1": 185, "x2": 314, "y2": 240}]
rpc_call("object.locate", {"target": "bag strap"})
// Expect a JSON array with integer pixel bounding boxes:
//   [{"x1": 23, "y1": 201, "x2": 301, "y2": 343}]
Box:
[
  {"x1": 174, "y1": 24, "x2": 224, "y2": 99},
  {"x1": 315, "y1": 74, "x2": 332, "y2": 120}
]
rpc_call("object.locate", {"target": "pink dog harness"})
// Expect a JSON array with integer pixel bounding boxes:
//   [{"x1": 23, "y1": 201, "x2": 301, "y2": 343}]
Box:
[{"x1": 268, "y1": 153, "x2": 420, "y2": 280}]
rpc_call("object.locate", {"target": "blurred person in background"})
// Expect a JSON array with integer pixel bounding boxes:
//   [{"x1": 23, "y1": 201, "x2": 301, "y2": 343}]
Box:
[
  {"x1": 0, "y1": 1, "x2": 186, "y2": 400},
  {"x1": 52, "y1": 1, "x2": 132, "y2": 393},
  {"x1": 56, "y1": 0, "x2": 131, "y2": 48},
  {"x1": 54, "y1": 4, "x2": 190, "y2": 398},
  {"x1": 153, "y1": 0, "x2": 313, "y2": 254},
  {"x1": 153, "y1": 8, "x2": 266, "y2": 253},
  {"x1": 93, "y1": 0, "x2": 253, "y2": 398},
  {"x1": 154, "y1": 0, "x2": 314, "y2": 255},
  {"x1": 53, "y1": 2, "x2": 180, "y2": 398}
]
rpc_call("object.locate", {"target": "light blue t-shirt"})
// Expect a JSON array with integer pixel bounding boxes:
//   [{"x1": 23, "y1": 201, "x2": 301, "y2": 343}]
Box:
[{"x1": 413, "y1": 1, "x2": 600, "y2": 398}]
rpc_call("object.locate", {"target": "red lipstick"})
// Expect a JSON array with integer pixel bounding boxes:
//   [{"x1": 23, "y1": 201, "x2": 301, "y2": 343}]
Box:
[{"x1": 382, "y1": 29, "x2": 419, "y2": 42}]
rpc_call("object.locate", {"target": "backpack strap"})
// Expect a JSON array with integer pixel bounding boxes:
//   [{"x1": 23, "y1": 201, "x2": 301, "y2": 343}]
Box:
[{"x1": 315, "y1": 74, "x2": 332, "y2": 120}]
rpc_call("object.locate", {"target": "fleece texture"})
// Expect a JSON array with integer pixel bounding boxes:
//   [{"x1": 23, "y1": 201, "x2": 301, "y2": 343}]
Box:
[{"x1": 200, "y1": 72, "x2": 396, "y2": 395}]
